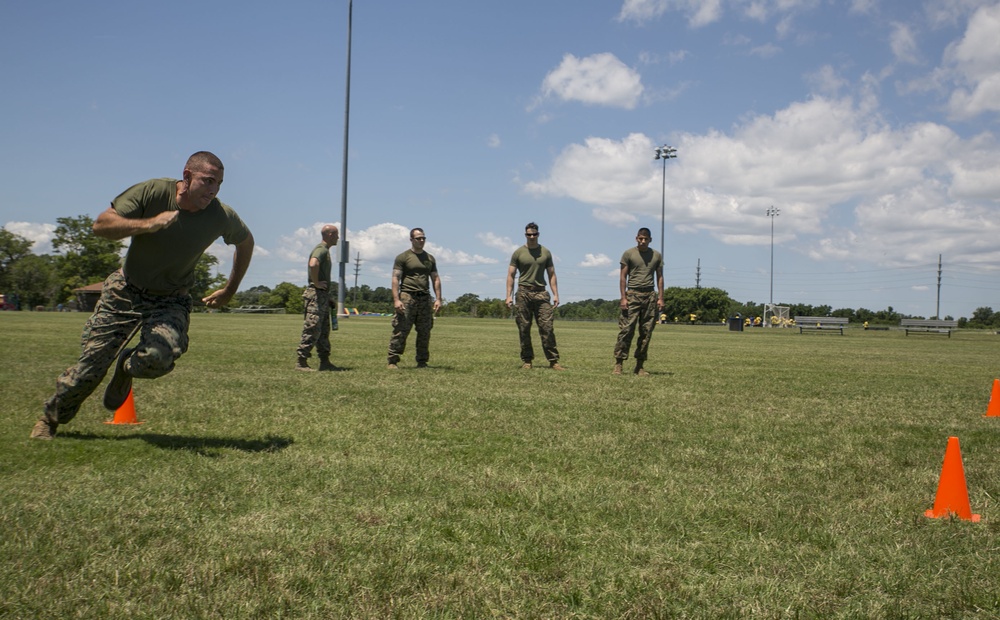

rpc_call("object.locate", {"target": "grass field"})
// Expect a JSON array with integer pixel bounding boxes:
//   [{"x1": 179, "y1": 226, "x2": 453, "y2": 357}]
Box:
[{"x1": 3, "y1": 312, "x2": 1000, "y2": 618}]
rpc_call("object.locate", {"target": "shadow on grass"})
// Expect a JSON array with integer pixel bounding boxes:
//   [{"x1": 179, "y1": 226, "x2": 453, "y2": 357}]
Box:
[{"x1": 59, "y1": 432, "x2": 294, "y2": 456}]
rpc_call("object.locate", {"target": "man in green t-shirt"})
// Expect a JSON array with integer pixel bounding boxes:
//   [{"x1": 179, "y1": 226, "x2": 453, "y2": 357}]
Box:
[
  {"x1": 613, "y1": 227, "x2": 664, "y2": 376},
  {"x1": 297, "y1": 224, "x2": 340, "y2": 371},
  {"x1": 387, "y1": 228, "x2": 442, "y2": 369},
  {"x1": 31, "y1": 151, "x2": 254, "y2": 440},
  {"x1": 505, "y1": 222, "x2": 564, "y2": 370}
]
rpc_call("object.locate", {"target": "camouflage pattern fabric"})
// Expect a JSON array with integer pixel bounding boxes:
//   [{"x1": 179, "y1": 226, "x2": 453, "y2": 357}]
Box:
[
  {"x1": 297, "y1": 287, "x2": 331, "y2": 359},
  {"x1": 387, "y1": 292, "x2": 433, "y2": 365},
  {"x1": 613, "y1": 290, "x2": 659, "y2": 362},
  {"x1": 43, "y1": 270, "x2": 191, "y2": 425},
  {"x1": 513, "y1": 288, "x2": 559, "y2": 364}
]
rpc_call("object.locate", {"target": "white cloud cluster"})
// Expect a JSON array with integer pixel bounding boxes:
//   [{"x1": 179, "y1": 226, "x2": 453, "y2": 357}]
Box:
[
  {"x1": 521, "y1": 1, "x2": 1000, "y2": 275},
  {"x1": 525, "y1": 88, "x2": 1000, "y2": 268},
  {"x1": 3, "y1": 221, "x2": 56, "y2": 254},
  {"x1": 580, "y1": 253, "x2": 613, "y2": 267},
  {"x1": 477, "y1": 232, "x2": 518, "y2": 254},
  {"x1": 275, "y1": 222, "x2": 335, "y2": 262},
  {"x1": 618, "y1": 0, "x2": 722, "y2": 28},
  {"x1": 538, "y1": 53, "x2": 644, "y2": 109},
  {"x1": 617, "y1": 0, "x2": 828, "y2": 28},
  {"x1": 943, "y1": 3, "x2": 1000, "y2": 119}
]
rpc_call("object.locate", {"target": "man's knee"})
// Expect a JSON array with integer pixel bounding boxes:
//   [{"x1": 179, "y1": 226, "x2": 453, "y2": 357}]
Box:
[{"x1": 130, "y1": 344, "x2": 177, "y2": 378}]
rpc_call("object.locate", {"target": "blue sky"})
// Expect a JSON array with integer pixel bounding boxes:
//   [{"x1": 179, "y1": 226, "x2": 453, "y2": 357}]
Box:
[{"x1": 2, "y1": 0, "x2": 999, "y2": 318}]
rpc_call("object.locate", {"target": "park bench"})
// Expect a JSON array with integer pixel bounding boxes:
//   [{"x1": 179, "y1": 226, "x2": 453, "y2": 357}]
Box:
[
  {"x1": 900, "y1": 319, "x2": 957, "y2": 337},
  {"x1": 794, "y1": 316, "x2": 848, "y2": 335}
]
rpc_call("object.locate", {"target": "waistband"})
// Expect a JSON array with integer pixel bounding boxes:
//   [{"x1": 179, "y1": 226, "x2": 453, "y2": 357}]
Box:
[
  {"x1": 121, "y1": 269, "x2": 189, "y2": 297},
  {"x1": 519, "y1": 285, "x2": 546, "y2": 292},
  {"x1": 403, "y1": 290, "x2": 430, "y2": 297},
  {"x1": 629, "y1": 287, "x2": 655, "y2": 293}
]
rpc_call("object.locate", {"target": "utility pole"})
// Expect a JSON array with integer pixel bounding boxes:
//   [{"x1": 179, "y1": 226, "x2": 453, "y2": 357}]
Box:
[
  {"x1": 695, "y1": 258, "x2": 701, "y2": 289},
  {"x1": 352, "y1": 252, "x2": 362, "y2": 306}
]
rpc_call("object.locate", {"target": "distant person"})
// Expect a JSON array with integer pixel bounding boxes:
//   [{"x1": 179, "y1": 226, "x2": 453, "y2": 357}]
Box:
[
  {"x1": 31, "y1": 151, "x2": 254, "y2": 440},
  {"x1": 612, "y1": 227, "x2": 664, "y2": 376},
  {"x1": 387, "y1": 228, "x2": 442, "y2": 369},
  {"x1": 505, "y1": 222, "x2": 564, "y2": 370},
  {"x1": 296, "y1": 224, "x2": 341, "y2": 371}
]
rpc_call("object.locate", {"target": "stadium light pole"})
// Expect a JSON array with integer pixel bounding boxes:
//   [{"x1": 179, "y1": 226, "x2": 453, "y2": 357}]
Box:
[
  {"x1": 336, "y1": 0, "x2": 354, "y2": 320},
  {"x1": 654, "y1": 145, "x2": 677, "y2": 258},
  {"x1": 767, "y1": 206, "x2": 779, "y2": 307}
]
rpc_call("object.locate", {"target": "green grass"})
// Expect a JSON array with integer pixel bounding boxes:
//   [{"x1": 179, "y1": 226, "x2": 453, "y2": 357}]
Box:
[{"x1": 3, "y1": 312, "x2": 1000, "y2": 618}]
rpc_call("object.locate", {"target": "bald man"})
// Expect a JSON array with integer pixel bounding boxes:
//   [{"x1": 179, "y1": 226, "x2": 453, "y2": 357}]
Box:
[{"x1": 297, "y1": 225, "x2": 342, "y2": 371}]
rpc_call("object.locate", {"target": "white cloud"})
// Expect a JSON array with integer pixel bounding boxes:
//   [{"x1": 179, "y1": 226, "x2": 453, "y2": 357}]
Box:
[
  {"x1": 749, "y1": 43, "x2": 782, "y2": 58},
  {"x1": 580, "y1": 253, "x2": 613, "y2": 267},
  {"x1": 943, "y1": 3, "x2": 1000, "y2": 119},
  {"x1": 924, "y1": 0, "x2": 996, "y2": 29},
  {"x1": 274, "y1": 222, "x2": 497, "y2": 273},
  {"x1": 889, "y1": 22, "x2": 920, "y2": 65},
  {"x1": 618, "y1": 0, "x2": 833, "y2": 29},
  {"x1": 524, "y1": 133, "x2": 659, "y2": 210},
  {"x1": 638, "y1": 50, "x2": 690, "y2": 66},
  {"x1": 487, "y1": 133, "x2": 501, "y2": 148},
  {"x1": 477, "y1": 232, "x2": 518, "y2": 254},
  {"x1": 276, "y1": 222, "x2": 335, "y2": 262},
  {"x1": 806, "y1": 65, "x2": 849, "y2": 95},
  {"x1": 4, "y1": 221, "x2": 56, "y2": 254},
  {"x1": 525, "y1": 86, "x2": 1000, "y2": 269},
  {"x1": 428, "y1": 247, "x2": 497, "y2": 266},
  {"x1": 849, "y1": 0, "x2": 876, "y2": 15},
  {"x1": 538, "y1": 53, "x2": 644, "y2": 109}
]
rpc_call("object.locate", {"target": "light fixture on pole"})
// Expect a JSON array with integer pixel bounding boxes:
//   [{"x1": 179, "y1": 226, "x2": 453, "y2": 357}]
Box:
[
  {"x1": 653, "y1": 145, "x2": 677, "y2": 258},
  {"x1": 767, "y1": 205, "x2": 779, "y2": 308}
]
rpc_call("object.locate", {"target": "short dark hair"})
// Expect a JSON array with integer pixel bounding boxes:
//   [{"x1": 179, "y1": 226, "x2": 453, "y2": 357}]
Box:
[
  {"x1": 186, "y1": 151, "x2": 224, "y2": 171},
  {"x1": 525, "y1": 222, "x2": 539, "y2": 233},
  {"x1": 637, "y1": 227, "x2": 652, "y2": 238},
  {"x1": 410, "y1": 228, "x2": 424, "y2": 238}
]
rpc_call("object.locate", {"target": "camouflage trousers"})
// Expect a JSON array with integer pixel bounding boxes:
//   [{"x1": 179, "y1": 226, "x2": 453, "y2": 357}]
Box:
[
  {"x1": 43, "y1": 270, "x2": 192, "y2": 425},
  {"x1": 613, "y1": 290, "x2": 659, "y2": 362},
  {"x1": 513, "y1": 288, "x2": 559, "y2": 364},
  {"x1": 297, "y1": 287, "x2": 331, "y2": 360},
  {"x1": 387, "y1": 292, "x2": 433, "y2": 365}
]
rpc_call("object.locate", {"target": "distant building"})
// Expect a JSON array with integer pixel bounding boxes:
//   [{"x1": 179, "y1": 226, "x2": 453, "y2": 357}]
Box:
[{"x1": 73, "y1": 282, "x2": 104, "y2": 312}]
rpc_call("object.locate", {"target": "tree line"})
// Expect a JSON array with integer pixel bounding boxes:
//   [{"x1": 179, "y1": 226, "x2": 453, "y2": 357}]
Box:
[
  {"x1": 3, "y1": 219, "x2": 998, "y2": 328},
  {"x1": 1, "y1": 217, "x2": 226, "y2": 309}
]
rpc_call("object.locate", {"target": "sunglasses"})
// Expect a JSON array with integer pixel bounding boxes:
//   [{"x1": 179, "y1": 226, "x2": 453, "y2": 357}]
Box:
[
  {"x1": 411, "y1": 236, "x2": 426, "y2": 241},
  {"x1": 525, "y1": 233, "x2": 539, "y2": 237}
]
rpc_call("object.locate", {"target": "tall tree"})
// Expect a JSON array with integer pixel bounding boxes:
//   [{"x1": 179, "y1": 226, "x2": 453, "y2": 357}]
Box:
[
  {"x1": 0, "y1": 228, "x2": 33, "y2": 291},
  {"x1": 52, "y1": 215, "x2": 124, "y2": 300},
  {"x1": 190, "y1": 253, "x2": 229, "y2": 303},
  {"x1": 8, "y1": 254, "x2": 61, "y2": 309},
  {"x1": 263, "y1": 282, "x2": 305, "y2": 314}
]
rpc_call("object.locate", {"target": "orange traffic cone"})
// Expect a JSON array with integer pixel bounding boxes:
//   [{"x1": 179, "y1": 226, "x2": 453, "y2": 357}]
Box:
[
  {"x1": 984, "y1": 379, "x2": 1000, "y2": 418},
  {"x1": 925, "y1": 436, "x2": 979, "y2": 522},
  {"x1": 104, "y1": 388, "x2": 143, "y2": 425}
]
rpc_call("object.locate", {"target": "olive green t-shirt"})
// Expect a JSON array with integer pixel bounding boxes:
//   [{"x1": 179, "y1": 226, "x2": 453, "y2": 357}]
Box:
[
  {"x1": 113, "y1": 178, "x2": 250, "y2": 294},
  {"x1": 509, "y1": 245, "x2": 553, "y2": 288},
  {"x1": 620, "y1": 246, "x2": 662, "y2": 290},
  {"x1": 308, "y1": 243, "x2": 332, "y2": 284},
  {"x1": 393, "y1": 249, "x2": 437, "y2": 294}
]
